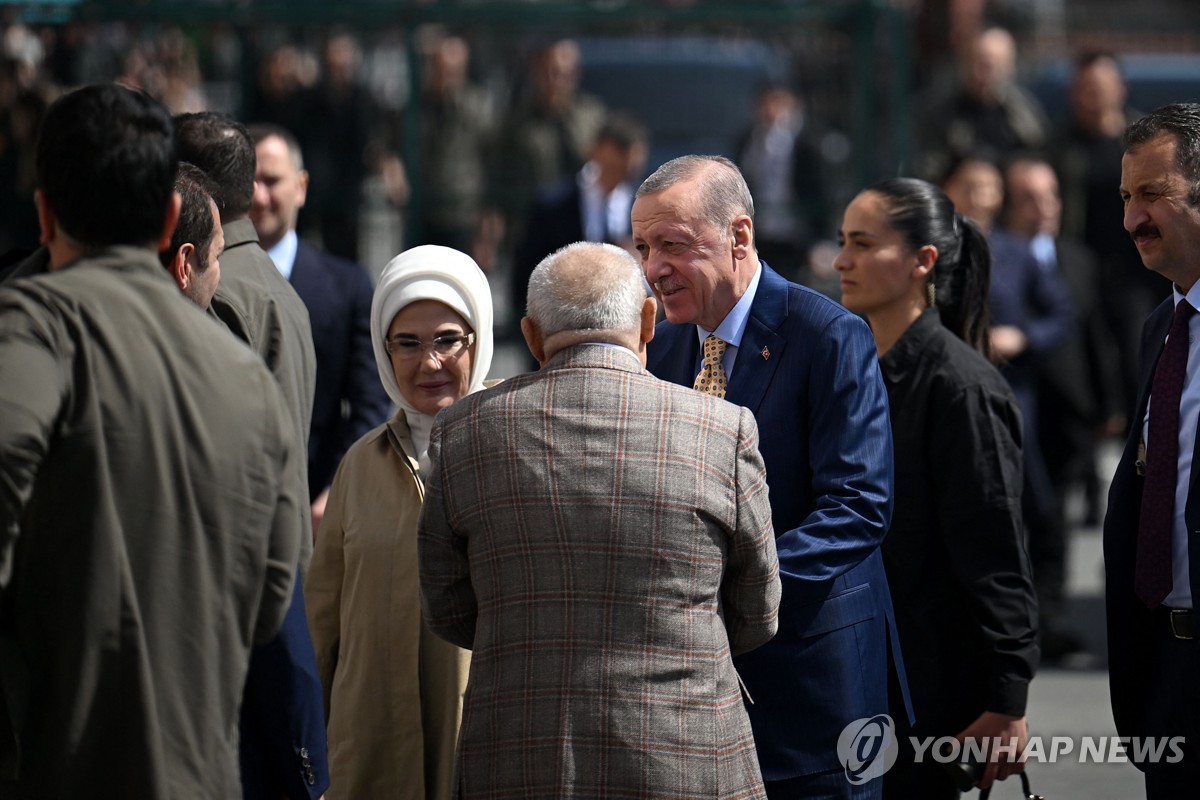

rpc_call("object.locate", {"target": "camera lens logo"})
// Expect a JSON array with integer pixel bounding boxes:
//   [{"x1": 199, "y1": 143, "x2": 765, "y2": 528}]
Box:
[{"x1": 836, "y1": 714, "x2": 899, "y2": 785}]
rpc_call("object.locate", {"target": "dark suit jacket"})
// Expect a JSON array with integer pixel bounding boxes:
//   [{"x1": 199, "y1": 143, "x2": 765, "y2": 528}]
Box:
[
  {"x1": 646, "y1": 263, "x2": 910, "y2": 780},
  {"x1": 1104, "y1": 293, "x2": 1200, "y2": 746},
  {"x1": 240, "y1": 576, "x2": 329, "y2": 798},
  {"x1": 1036, "y1": 237, "x2": 1123, "y2": 427},
  {"x1": 988, "y1": 228, "x2": 1074, "y2": 404},
  {"x1": 510, "y1": 180, "x2": 586, "y2": 319},
  {"x1": 289, "y1": 239, "x2": 391, "y2": 499}
]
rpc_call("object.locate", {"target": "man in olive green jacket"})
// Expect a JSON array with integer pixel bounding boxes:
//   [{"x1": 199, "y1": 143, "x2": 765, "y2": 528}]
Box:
[{"x1": 0, "y1": 85, "x2": 302, "y2": 797}]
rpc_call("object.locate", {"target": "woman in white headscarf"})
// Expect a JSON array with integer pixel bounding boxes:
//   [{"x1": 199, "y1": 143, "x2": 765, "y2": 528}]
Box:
[{"x1": 305, "y1": 245, "x2": 494, "y2": 800}]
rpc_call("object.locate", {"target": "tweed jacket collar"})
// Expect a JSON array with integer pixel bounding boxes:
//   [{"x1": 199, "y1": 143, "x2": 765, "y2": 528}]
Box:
[{"x1": 544, "y1": 342, "x2": 645, "y2": 375}]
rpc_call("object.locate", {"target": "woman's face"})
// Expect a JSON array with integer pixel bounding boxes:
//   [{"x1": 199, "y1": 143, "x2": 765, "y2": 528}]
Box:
[
  {"x1": 834, "y1": 191, "x2": 923, "y2": 318},
  {"x1": 386, "y1": 300, "x2": 474, "y2": 417}
]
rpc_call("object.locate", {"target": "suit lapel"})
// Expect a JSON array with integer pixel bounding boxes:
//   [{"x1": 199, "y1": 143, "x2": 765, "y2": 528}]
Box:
[
  {"x1": 288, "y1": 241, "x2": 320, "y2": 306},
  {"x1": 724, "y1": 264, "x2": 788, "y2": 414},
  {"x1": 649, "y1": 324, "x2": 700, "y2": 387}
]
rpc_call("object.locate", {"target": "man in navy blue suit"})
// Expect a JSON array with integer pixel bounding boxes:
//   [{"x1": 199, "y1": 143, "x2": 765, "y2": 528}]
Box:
[
  {"x1": 249, "y1": 123, "x2": 391, "y2": 532},
  {"x1": 633, "y1": 155, "x2": 906, "y2": 799},
  {"x1": 1106, "y1": 103, "x2": 1200, "y2": 798},
  {"x1": 510, "y1": 112, "x2": 649, "y2": 327}
]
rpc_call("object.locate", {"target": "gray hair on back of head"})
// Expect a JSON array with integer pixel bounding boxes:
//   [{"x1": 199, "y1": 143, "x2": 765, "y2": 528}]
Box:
[{"x1": 526, "y1": 241, "x2": 646, "y2": 338}]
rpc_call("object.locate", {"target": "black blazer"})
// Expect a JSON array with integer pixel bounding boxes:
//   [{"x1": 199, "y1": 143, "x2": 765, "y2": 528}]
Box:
[
  {"x1": 1104, "y1": 293, "x2": 1200, "y2": 741},
  {"x1": 510, "y1": 180, "x2": 586, "y2": 318},
  {"x1": 1035, "y1": 236, "x2": 1124, "y2": 426},
  {"x1": 289, "y1": 240, "x2": 391, "y2": 499}
]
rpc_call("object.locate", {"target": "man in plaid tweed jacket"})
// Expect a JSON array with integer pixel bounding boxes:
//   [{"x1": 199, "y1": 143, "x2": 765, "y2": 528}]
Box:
[{"x1": 419, "y1": 241, "x2": 782, "y2": 799}]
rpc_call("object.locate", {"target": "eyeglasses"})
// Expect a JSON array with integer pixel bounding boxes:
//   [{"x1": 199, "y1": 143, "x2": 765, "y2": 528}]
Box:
[{"x1": 384, "y1": 332, "x2": 475, "y2": 361}]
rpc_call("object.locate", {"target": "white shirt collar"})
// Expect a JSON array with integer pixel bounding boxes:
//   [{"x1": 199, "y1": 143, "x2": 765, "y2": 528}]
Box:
[
  {"x1": 696, "y1": 261, "x2": 763, "y2": 348},
  {"x1": 578, "y1": 162, "x2": 634, "y2": 242},
  {"x1": 265, "y1": 229, "x2": 299, "y2": 281}
]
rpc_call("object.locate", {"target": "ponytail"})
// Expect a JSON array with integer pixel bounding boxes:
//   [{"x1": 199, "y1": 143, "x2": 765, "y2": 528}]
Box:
[
  {"x1": 935, "y1": 215, "x2": 992, "y2": 358},
  {"x1": 868, "y1": 179, "x2": 993, "y2": 357}
]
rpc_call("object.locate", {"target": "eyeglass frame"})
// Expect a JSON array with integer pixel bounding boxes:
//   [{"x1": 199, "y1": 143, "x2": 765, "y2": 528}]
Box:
[{"x1": 383, "y1": 331, "x2": 476, "y2": 360}]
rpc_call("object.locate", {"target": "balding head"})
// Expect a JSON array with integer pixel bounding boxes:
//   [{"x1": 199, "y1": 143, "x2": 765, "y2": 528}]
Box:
[
  {"x1": 965, "y1": 27, "x2": 1017, "y2": 102},
  {"x1": 522, "y1": 241, "x2": 656, "y2": 365}
]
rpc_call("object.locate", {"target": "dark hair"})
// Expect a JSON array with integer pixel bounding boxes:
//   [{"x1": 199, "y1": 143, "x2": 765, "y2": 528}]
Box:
[
  {"x1": 1075, "y1": 49, "x2": 1123, "y2": 75},
  {"x1": 1124, "y1": 103, "x2": 1200, "y2": 206},
  {"x1": 247, "y1": 122, "x2": 305, "y2": 170},
  {"x1": 161, "y1": 162, "x2": 219, "y2": 271},
  {"x1": 173, "y1": 111, "x2": 256, "y2": 219},
  {"x1": 867, "y1": 177, "x2": 993, "y2": 356},
  {"x1": 595, "y1": 111, "x2": 649, "y2": 152},
  {"x1": 997, "y1": 149, "x2": 1055, "y2": 221},
  {"x1": 35, "y1": 84, "x2": 176, "y2": 248},
  {"x1": 936, "y1": 147, "x2": 1002, "y2": 190}
]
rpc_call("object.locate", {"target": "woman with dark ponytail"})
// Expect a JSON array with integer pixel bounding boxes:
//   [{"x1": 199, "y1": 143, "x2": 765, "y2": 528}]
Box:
[{"x1": 834, "y1": 177, "x2": 1039, "y2": 797}]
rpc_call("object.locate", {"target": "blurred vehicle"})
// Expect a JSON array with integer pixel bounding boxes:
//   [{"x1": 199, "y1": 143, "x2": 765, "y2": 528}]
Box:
[
  {"x1": 577, "y1": 36, "x2": 791, "y2": 172},
  {"x1": 1031, "y1": 53, "x2": 1200, "y2": 125}
]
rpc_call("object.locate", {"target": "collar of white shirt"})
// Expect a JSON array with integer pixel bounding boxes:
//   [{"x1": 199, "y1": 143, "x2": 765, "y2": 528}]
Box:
[
  {"x1": 265, "y1": 229, "x2": 299, "y2": 281},
  {"x1": 694, "y1": 262, "x2": 763, "y2": 380}
]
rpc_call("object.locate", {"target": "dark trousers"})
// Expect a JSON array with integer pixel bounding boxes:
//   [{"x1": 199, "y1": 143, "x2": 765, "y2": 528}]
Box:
[
  {"x1": 882, "y1": 737, "x2": 962, "y2": 799},
  {"x1": 1141, "y1": 613, "x2": 1200, "y2": 799}
]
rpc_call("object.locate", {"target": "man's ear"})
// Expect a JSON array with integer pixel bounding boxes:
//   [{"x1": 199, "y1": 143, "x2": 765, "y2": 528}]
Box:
[
  {"x1": 158, "y1": 192, "x2": 182, "y2": 254},
  {"x1": 731, "y1": 214, "x2": 754, "y2": 261},
  {"x1": 297, "y1": 169, "x2": 310, "y2": 209},
  {"x1": 34, "y1": 189, "x2": 55, "y2": 246},
  {"x1": 639, "y1": 295, "x2": 657, "y2": 345},
  {"x1": 520, "y1": 316, "x2": 546, "y2": 367},
  {"x1": 170, "y1": 243, "x2": 195, "y2": 293}
]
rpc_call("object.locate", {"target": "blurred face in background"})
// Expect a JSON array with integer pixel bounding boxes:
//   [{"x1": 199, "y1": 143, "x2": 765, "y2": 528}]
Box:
[
  {"x1": 942, "y1": 158, "x2": 1004, "y2": 232},
  {"x1": 964, "y1": 28, "x2": 1016, "y2": 103},
  {"x1": 534, "y1": 40, "x2": 581, "y2": 112},
  {"x1": 251, "y1": 133, "x2": 308, "y2": 251},
  {"x1": 1004, "y1": 160, "x2": 1062, "y2": 238},
  {"x1": 1071, "y1": 58, "x2": 1127, "y2": 135}
]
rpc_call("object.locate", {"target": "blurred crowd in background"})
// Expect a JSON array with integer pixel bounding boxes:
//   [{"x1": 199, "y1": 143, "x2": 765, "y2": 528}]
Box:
[{"x1": 2, "y1": 0, "x2": 1200, "y2": 663}]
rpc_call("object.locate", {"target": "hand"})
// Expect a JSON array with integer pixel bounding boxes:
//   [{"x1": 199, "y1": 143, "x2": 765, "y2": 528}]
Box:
[
  {"x1": 311, "y1": 488, "x2": 330, "y2": 538},
  {"x1": 955, "y1": 711, "x2": 1028, "y2": 790},
  {"x1": 988, "y1": 325, "x2": 1027, "y2": 360}
]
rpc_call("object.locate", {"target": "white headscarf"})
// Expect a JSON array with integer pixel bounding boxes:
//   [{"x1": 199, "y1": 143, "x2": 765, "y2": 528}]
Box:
[{"x1": 370, "y1": 245, "x2": 494, "y2": 473}]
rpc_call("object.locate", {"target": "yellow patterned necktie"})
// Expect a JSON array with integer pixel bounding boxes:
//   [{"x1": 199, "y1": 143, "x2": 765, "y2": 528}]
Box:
[{"x1": 694, "y1": 335, "x2": 729, "y2": 398}]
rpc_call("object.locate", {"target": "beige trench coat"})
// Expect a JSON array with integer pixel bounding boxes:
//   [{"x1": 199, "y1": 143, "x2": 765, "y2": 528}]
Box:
[{"x1": 306, "y1": 413, "x2": 469, "y2": 800}]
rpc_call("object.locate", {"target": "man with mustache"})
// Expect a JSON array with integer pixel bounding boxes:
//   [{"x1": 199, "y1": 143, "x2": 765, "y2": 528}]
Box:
[{"x1": 1106, "y1": 102, "x2": 1200, "y2": 797}]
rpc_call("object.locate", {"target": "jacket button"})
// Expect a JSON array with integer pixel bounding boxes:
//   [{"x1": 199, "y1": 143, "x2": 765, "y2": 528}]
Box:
[{"x1": 299, "y1": 747, "x2": 309, "y2": 758}]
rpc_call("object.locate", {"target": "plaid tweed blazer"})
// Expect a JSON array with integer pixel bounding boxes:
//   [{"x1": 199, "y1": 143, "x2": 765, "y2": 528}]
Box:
[{"x1": 419, "y1": 343, "x2": 780, "y2": 799}]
